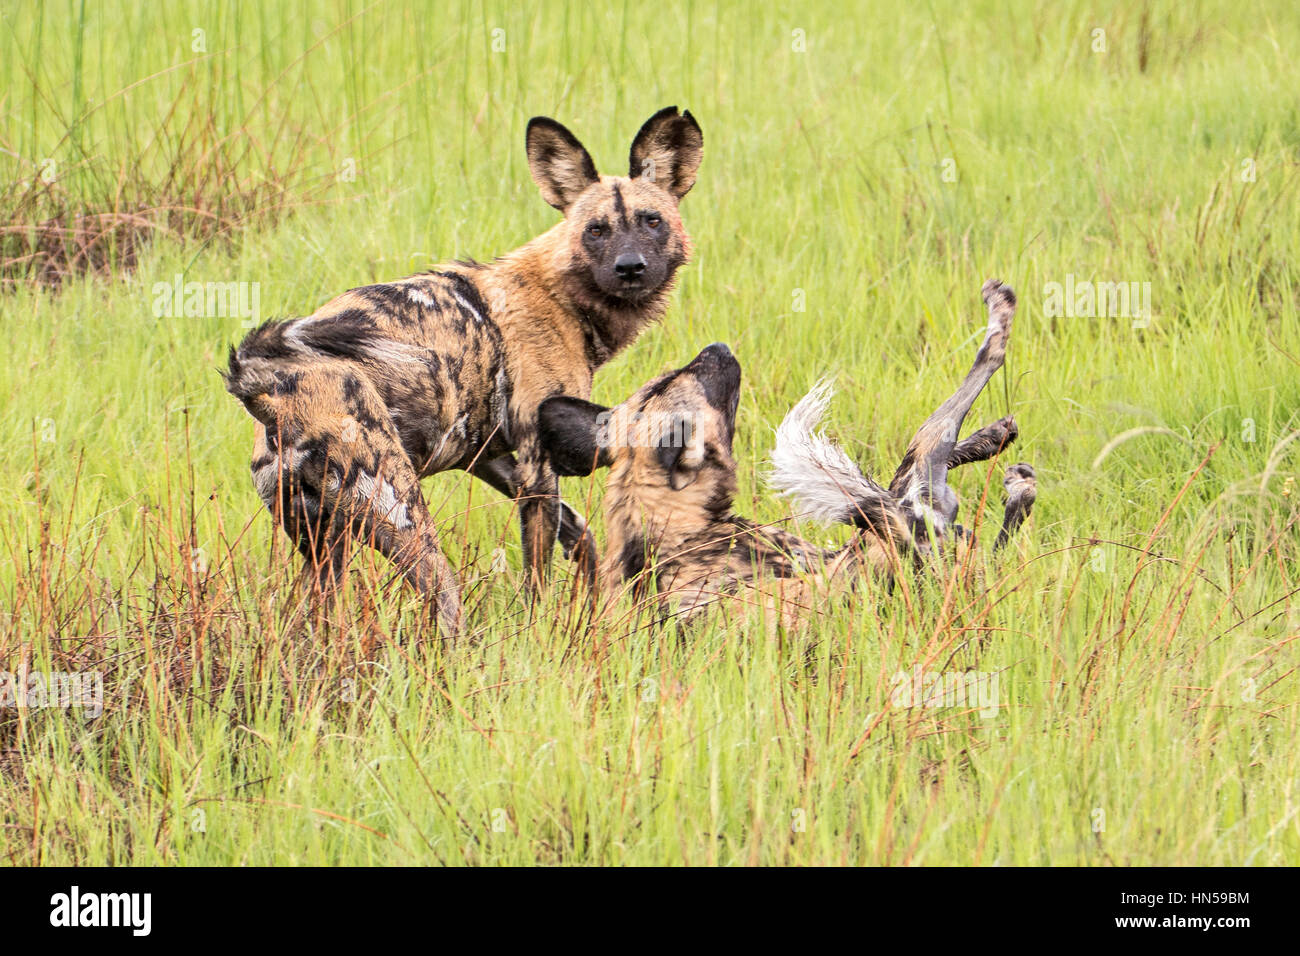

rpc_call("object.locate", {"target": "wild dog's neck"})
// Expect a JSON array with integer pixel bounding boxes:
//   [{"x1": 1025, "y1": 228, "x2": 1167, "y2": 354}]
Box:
[
  {"x1": 602, "y1": 480, "x2": 820, "y2": 590},
  {"x1": 490, "y1": 224, "x2": 681, "y2": 369},
  {"x1": 600, "y1": 475, "x2": 732, "y2": 585},
  {"x1": 607, "y1": 499, "x2": 893, "y2": 595}
]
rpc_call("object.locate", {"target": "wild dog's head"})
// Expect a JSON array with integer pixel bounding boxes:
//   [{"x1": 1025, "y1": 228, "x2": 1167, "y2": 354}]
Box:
[
  {"x1": 525, "y1": 107, "x2": 702, "y2": 311},
  {"x1": 538, "y1": 343, "x2": 740, "y2": 577}
]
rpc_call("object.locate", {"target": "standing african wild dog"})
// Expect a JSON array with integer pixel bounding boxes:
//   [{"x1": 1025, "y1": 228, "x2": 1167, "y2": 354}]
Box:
[
  {"x1": 224, "y1": 107, "x2": 703, "y2": 635},
  {"x1": 537, "y1": 280, "x2": 1037, "y2": 627}
]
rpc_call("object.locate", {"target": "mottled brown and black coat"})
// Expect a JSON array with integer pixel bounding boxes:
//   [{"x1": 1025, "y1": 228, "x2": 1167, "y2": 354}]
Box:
[
  {"x1": 224, "y1": 107, "x2": 703, "y2": 635},
  {"x1": 538, "y1": 281, "x2": 1037, "y2": 629}
]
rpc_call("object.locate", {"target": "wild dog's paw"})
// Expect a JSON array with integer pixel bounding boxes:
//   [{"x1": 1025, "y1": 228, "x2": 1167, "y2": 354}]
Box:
[
  {"x1": 994, "y1": 462, "x2": 1038, "y2": 552},
  {"x1": 565, "y1": 533, "x2": 598, "y2": 588},
  {"x1": 561, "y1": 522, "x2": 598, "y2": 581},
  {"x1": 981, "y1": 277, "x2": 1017, "y2": 313},
  {"x1": 947, "y1": 415, "x2": 1019, "y2": 469},
  {"x1": 987, "y1": 415, "x2": 1019, "y2": 449},
  {"x1": 979, "y1": 278, "x2": 1016, "y2": 355},
  {"x1": 1003, "y1": 462, "x2": 1037, "y2": 504}
]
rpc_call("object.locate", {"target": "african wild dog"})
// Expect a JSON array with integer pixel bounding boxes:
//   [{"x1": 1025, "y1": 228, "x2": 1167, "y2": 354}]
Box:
[
  {"x1": 537, "y1": 280, "x2": 1037, "y2": 626},
  {"x1": 224, "y1": 107, "x2": 703, "y2": 635}
]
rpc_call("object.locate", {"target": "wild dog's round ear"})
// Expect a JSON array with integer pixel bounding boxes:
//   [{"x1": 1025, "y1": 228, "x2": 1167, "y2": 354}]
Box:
[
  {"x1": 657, "y1": 414, "x2": 704, "y2": 491},
  {"x1": 538, "y1": 395, "x2": 614, "y2": 476},
  {"x1": 526, "y1": 117, "x2": 600, "y2": 213},
  {"x1": 628, "y1": 106, "x2": 703, "y2": 200}
]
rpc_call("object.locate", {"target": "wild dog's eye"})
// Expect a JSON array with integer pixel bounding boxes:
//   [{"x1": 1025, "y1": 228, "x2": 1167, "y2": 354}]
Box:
[
  {"x1": 587, "y1": 223, "x2": 604, "y2": 238},
  {"x1": 645, "y1": 215, "x2": 662, "y2": 229}
]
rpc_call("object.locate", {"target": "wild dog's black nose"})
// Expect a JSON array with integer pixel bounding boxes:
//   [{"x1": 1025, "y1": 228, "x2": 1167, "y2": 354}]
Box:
[
  {"x1": 614, "y1": 253, "x2": 647, "y2": 279},
  {"x1": 688, "y1": 342, "x2": 741, "y2": 414},
  {"x1": 697, "y1": 342, "x2": 734, "y2": 362}
]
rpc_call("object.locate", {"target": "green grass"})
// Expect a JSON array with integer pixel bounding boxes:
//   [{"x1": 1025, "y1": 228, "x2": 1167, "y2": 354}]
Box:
[{"x1": 1, "y1": 0, "x2": 1298, "y2": 865}]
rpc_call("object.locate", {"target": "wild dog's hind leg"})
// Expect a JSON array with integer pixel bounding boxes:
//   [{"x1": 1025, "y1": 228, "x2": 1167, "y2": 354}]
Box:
[
  {"x1": 250, "y1": 365, "x2": 463, "y2": 636},
  {"x1": 889, "y1": 279, "x2": 1016, "y2": 545},
  {"x1": 251, "y1": 423, "x2": 348, "y2": 600}
]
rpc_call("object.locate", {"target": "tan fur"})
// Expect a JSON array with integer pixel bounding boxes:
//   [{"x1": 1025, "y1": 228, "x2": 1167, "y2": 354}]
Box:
[
  {"x1": 538, "y1": 282, "x2": 1036, "y2": 633},
  {"x1": 225, "y1": 108, "x2": 703, "y2": 637},
  {"x1": 598, "y1": 372, "x2": 897, "y2": 628}
]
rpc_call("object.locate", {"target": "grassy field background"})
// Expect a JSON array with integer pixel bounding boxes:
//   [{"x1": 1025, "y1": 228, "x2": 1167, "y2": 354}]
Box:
[{"x1": 1, "y1": 0, "x2": 1298, "y2": 865}]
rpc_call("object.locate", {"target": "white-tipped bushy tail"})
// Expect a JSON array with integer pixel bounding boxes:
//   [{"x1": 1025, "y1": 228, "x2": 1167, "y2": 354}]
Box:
[{"x1": 767, "y1": 379, "x2": 901, "y2": 536}]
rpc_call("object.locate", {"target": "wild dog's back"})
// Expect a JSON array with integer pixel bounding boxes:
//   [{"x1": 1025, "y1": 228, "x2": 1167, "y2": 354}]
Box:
[
  {"x1": 227, "y1": 267, "x2": 513, "y2": 476},
  {"x1": 222, "y1": 108, "x2": 705, "y2": 632}
]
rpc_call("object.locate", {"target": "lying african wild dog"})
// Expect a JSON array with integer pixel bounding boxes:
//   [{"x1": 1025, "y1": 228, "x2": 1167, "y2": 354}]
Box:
[
  {"x1": 224, "y1": 107, "x2": 703, "y2": 635},
  {"x1": 537, "y1": 279, "x2": 1037, "y2": 626}
]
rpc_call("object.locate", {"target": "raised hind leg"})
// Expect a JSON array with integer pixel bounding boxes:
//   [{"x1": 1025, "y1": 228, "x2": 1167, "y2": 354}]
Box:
[{"x1": 888, "y1": 279, "x2": 1017, "y2": 549}]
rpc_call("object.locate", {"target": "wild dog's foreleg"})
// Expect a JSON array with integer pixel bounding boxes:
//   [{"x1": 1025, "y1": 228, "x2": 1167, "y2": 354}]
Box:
[
  {"x1": 470, "y1": 454, "x2": 597, "y2": 584},
  {"x1": 888, "y1": 279, "x2": 1017, "y2": 538},
  {"x1": 512, "y1": 435, "x2": 562, "y2": 591},
  {"x1": 994, "y1": 463, "x2": 1037, "y2": 551}
]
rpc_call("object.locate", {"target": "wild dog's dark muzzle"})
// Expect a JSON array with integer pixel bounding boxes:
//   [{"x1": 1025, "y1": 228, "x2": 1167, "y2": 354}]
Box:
[{"x1": 686, "y1": 342, "x2": 742, "y2": 440}]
